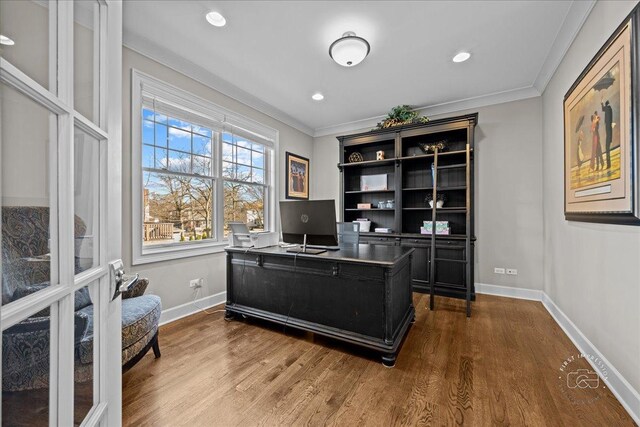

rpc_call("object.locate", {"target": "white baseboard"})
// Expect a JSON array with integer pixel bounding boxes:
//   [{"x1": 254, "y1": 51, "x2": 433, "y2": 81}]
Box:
[
  {"x1": 476, "y1": 282, "x2": 639, "y2": 424},
  {"x1": 541, "y1": 293, "x2": 640, "y2": 425},
  {"x1": 475, "y1": 282, "x2": 544, "y2": 301},
  {"x1": 159, "y1": 291, "x2": 226, "y2": 326}
]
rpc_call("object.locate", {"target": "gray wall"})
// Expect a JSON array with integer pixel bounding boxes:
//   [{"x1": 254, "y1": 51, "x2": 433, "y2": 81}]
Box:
[
  {"x1": 542, "y1": 0, "x2": 640, "y2": 393},
  {"x1": 312, "y1": 97, "x2": 544, "y2": 290},
  {"x1": 122, "y1": 47, "x2": 314, "y2": 311}
]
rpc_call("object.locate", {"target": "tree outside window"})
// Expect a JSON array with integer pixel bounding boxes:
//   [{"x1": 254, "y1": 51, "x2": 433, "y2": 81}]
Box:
[
  {"x1": 222, "y1": 133, "x2": 266, "y2": 236},
  {"x1": 141, "y1": 108, "x2": 268, "y2": 245}
]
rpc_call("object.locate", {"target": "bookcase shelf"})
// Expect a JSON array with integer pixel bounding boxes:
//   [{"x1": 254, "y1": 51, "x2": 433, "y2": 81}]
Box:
[
  {"x1": 397, "y1": 148, "x2": 471, "y2": 161},
  {"x1": 338, "y1": 158, "x2": 396, "y2": 168},
  {"x1": 402, "y1": 186, "x2": 466, "y2": 191},
  {"x1": 338, "y1": 113, "x2": 477, "y2": 316},
  {"x1": 345, "y1": 189, "x2": 395, "y2": 194},
  {"x1": 437, "y1": 163, "x2": 467, "y2": 170},
  {"x1": 402, "y1": 207, "x2": 467, "y2": 213},
  {"x1": 345, "y1": 208, "x2": 395, "y2": 211}
]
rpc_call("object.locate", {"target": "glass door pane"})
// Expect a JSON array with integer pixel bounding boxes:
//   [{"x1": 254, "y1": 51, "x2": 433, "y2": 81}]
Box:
[
  {"x1": 2, "y1": 315, "x2": 51, "y2": 426},
  {"x1": 0, "y1": 0, "x2": 52, "y2": 91},
  {"x1": 74, "y1": 127, "x2": 101, "y2": 273},
  {"x1": 74, "y1": 1, "x2": 99, "y2": 124},
  {"x1": 74, "y1": 283, "x2": 96, "y2": 426},
  {"x1": 1, "y1": 83, "x2": 57, "y2": 306}
]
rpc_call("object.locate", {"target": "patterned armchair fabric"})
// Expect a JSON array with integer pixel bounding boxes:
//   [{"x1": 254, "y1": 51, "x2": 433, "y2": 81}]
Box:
[
  {"x1": 1, "y1": 206, "x2": 87, "y2": 304},
  {"x1": 2, "y1": 317, "x2": 51, "y2": 391},
  {"x1": 2, "y1": 207, "x2": 162, "y2": 392},
  {"x1": 122, "y1": 277, "x2": 149, "y2": 299}
]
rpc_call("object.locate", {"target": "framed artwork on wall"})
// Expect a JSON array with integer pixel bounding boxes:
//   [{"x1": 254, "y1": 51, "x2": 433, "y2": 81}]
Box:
[
  {"x1": 285, "y1": 152, "x2": 309, "y2": 200},
  {"x1": 564, "y1": 4, "x2": 640, "y2": 224}
]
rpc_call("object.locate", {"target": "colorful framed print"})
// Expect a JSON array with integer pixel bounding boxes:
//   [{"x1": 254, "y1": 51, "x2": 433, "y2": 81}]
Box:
[
  {"x1": 285, "y1": 152, "x2": 309, "y2": 200},
  {"x1": 564, "y1": 6, "x2": 640, "y2": 224}
]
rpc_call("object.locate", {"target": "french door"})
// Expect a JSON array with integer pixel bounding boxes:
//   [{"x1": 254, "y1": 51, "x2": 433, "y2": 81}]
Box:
[{"x1": 0, "y1": 1, "x2": 122, "y2": 426}]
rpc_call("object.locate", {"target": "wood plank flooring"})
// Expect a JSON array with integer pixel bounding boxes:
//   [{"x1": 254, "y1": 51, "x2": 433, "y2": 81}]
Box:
[{"x1": 122, "y1": 294, "x2": 635, "y2": 426}]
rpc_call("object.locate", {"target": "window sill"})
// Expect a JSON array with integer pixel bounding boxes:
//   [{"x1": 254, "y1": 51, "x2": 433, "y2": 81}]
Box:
[
  {"x1": 132, "y1": 240, "x2": 228, "y2": 265},
  {"x1": 132, "y1": 232, "x2": 278, "y2": 265}
]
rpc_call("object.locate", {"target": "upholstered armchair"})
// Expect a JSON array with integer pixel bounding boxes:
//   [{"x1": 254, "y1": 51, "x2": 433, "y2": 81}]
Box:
[{"x1": 1, "y1": 207, "x2": 162, "y2": 392}]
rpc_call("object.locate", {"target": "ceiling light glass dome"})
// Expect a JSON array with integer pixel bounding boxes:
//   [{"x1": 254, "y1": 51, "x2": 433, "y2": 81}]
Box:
[{"x1": 329, "y1": 31, "x2": 370, "y2": 67}]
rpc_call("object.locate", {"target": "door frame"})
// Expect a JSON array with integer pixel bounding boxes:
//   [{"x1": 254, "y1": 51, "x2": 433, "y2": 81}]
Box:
[{"x1": 0, "y1": 1, "x2": 123, "y2": 426}]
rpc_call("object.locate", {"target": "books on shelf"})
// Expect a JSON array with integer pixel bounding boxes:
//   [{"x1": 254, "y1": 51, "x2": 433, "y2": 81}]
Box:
[
  {"x1": 421, "y1": 221, "x2": 450, "y2": 235},
  {"x1": 374, "y1": 228, "x2": 393, "y2": 233}
]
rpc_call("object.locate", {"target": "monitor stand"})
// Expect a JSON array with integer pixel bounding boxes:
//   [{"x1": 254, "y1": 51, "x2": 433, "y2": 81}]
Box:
[{"x1": 285, "y1": 234, "x2": 327, "y2": 255}]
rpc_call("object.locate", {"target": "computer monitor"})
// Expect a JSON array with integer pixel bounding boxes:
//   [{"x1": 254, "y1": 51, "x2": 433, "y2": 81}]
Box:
[{"x1": 280, "y1": 199, "x2": 338, "y2": 254}]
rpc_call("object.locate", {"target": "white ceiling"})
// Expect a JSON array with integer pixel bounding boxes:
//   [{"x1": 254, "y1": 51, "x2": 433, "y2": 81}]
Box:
[{"x1": 123, "y1": 1, "x2": 594, "y2": 136}]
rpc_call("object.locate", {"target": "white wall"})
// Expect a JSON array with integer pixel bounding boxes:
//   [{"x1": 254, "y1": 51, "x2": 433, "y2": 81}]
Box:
[
  {"x1": 122, "y1": 47, "x2": 314, "y2": 311},
  {"x1": 312, "y1": 97, "x2": 544, "y2": 290},
  {"x1": 542, "y1": 0, "x2": 640, "y2": 395}
]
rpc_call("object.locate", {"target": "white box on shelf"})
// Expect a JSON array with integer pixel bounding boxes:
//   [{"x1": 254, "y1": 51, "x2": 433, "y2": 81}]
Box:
[
  {"x1": 353, "y1": 220, "x2": 372, "y2": 232},
  {"x1": 360, "y1": 174, "x2": 388, "y2": 191},
  {"x1": 374, "y1": 228, "x2": 393, "y2": 233}
]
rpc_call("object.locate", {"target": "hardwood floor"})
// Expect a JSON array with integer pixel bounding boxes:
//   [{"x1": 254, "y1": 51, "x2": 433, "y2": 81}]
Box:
[{"x1": 122, "y1": 294, "x2": 634, "y2": 426}]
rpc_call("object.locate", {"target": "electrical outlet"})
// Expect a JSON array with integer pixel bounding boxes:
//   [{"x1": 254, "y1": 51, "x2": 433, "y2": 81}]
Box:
[
  {"x1": 506, "y1": 269, "x2": 518, "y2": 275},
  {"x1": 189, "y1": 278, "x2": 203, "y2": 289},
  {"x1": 494, "y1": 267, "x2": 505, "y2": 274}
]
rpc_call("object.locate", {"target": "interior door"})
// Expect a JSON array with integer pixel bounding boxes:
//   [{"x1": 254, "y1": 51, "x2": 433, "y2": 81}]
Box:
[{"x1": 0, "y1": 1, "x2": 123, "y2": 426}]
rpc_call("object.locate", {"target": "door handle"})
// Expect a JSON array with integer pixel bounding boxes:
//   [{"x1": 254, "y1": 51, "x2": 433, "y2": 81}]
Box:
[{"x1": 109, "y1": 259, "x2": 138, "y2": 301}]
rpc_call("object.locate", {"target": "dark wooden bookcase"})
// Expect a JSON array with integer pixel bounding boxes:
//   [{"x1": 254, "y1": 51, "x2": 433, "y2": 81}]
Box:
[{"x1": 337, "y1": 113, "x2": 477, "y2": 316}]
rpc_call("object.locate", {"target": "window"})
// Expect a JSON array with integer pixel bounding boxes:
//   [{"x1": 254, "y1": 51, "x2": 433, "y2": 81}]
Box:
[
  {"x1": 222, "y1": 133, "x2": 267, "y2": 236},
  {"x1": 142, "y1": 109, "x2": 215, "y2": 245},
  {"x1": 132, "y1": 71, "x2": 277, "y2": 264}
]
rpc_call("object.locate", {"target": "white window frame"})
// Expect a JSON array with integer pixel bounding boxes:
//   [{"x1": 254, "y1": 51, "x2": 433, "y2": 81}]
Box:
[
  {"x1": 221, "y1": 135, "x2": 269, "y2": 236},
  {"x1": 131, "y1": 70, "x2": 278, "y2": 265}
]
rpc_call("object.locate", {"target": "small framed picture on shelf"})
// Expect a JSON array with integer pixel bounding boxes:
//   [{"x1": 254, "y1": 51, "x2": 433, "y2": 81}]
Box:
[{"x1": 286, "y1": 152, "x2": 309, "y2": 199}]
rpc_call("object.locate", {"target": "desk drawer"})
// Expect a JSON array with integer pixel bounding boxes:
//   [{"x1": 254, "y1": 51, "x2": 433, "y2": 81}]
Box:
[
  {"x1": 232, "y1": 252, "x2": 385, "y2": 282},
  {"x1": 360, "y1": 236, "x2": 399, "y2": 246}
]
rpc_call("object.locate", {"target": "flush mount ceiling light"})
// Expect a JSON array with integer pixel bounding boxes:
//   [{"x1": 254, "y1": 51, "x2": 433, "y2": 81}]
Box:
[
  {"x1": 312, "y1": 92, "x2": 324, "y2": 101},
  {"x1": 453, "y1": 52, "x2": 471, "y2": 63},
  {"x1": 0, "y1": 35, "x2": 15, "y2": 46},
  {"x1": 206, "y1": 11, "x2": 226, "y2": 27},
  {"x1": 329, "y1": 31, "x2": 370, "y2": 67}
]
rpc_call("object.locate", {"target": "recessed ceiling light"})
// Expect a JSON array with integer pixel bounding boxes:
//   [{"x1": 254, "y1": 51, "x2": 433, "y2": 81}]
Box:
[
  {"x1": 453, "y1": 52, "x2": 471, "y2": 63},
  {"x1": 0, "y1": 35, "x2": 15, "y2": 46},
  {"x1": 329, "y1": 31, "x2": 370, "y2": 67},
  {"x1": 312, "y1": 93, "x2": 324, "y2": 101},
  {"x1": 206, "y1": 11, "x2": 226, "y2": 27}
]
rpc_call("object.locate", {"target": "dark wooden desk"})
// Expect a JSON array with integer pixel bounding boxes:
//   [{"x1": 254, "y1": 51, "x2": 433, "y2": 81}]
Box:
[{"x1": 225, "y1": 244, "x2": 415, "y2": 366}]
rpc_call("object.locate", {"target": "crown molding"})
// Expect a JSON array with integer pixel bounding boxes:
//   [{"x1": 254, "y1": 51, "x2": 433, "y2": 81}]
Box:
[
  {"x1": 532, "y1": 0, "x2": 596, "y2": 94},
  {"x1": 124, "y1": 0, "x2": 593, "y2": 140},
  {"x1": 313, "y1": 85, "x2": 541, "y2": 137},
  {"x1": 123, "y1": 32, "x2": 315, "y2": 137}
]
